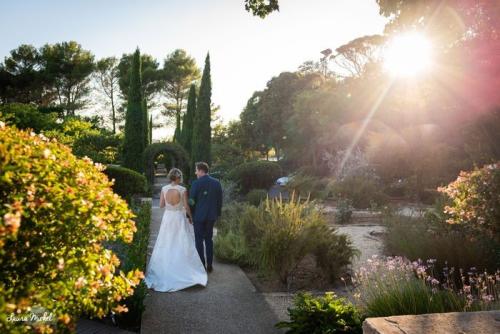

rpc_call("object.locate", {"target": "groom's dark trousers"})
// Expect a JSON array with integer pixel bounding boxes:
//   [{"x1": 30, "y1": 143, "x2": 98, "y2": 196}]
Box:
[{"x1": 189, "y1": 174, "x2": 223, "y2": 267}]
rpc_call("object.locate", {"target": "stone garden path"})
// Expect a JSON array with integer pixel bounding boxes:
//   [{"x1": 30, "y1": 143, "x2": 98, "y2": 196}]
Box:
[{"x1": 140, "y1": 176, "x2": 282, "y2": 334}]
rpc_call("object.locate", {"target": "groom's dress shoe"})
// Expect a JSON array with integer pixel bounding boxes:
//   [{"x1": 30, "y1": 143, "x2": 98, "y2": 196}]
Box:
[{"x1": 207, "y1": 265, "x2": 213, "y2": 273}]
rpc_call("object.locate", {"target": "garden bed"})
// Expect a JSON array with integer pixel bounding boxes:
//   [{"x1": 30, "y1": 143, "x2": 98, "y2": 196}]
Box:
[
  {"x1": 241, "y1": 254, "x2": 342, "y2": 293},
  {"x1": 237, "y1": 221, "x2": 387, "y2": 293}
]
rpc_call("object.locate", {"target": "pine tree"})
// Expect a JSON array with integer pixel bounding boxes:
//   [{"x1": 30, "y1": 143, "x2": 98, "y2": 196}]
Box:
[
  {"x1": 122, "y1": 48, "x2": 145, "y2": 173},
  {"x1": 191, "y1": 53, "x2": 212, "y2": 165},
  {"x1": 180, "y1": 84, "x2": 197, "y2": 154}
]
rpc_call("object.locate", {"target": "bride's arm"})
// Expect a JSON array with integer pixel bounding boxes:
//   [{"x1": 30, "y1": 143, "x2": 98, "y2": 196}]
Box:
[
  {"x1": 159, "y1": 190, "x2": 165, "y2": 208},
  {"x1": 183, "y1": 190, "x2": 193, "y2": 224}
]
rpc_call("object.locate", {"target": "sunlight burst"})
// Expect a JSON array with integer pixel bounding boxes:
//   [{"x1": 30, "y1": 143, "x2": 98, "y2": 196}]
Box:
[{"x1": 383, "y1": 32, "x2": 433, "y2": 77}]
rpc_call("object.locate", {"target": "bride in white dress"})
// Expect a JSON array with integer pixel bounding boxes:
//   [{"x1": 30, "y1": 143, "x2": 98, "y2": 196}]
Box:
[{"x1": 144, "y1": 168, "x2": 208, "y2": 292}]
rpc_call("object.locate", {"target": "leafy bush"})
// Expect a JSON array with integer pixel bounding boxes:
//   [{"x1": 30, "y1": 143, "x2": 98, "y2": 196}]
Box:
[
  {"x1": 437, "y1": 161, "x2": 500, "y2": 241},
  {"x1": 383, "y1": 179, "x2": 409, "y2": 198},
  {"x1": 276, "y1": 292, "x2": 363, "y2": 334},
  {"x1": 211, "y1": 143, "x2": 245, "y2": 178},
  {"x1": 111, "y1": 201, "x2": 151, "y2": 331},
  {"x1": 214, "y1": 202, "x2": 257, "y2": 266},
  {"x1": 383, "y1": 214, "x2": 499, "y2": 274},
  {"x1": 214, "y1": 230, "x2": 247, "y2": 264},
  {"x1": 216, "y1": 202, "x2": 251, "y2": 235},
  {"x1": 246, "y1": 188, "x2": 268, "y2": 206},
  {"x1": 0, "y1": 123, "x2": 143, "y2": 333},
  {"x1": 214, "y1": 198, "x2": 358, "y2": 284},
  {"x1": 228, "y1": 160, "x2": 283, "y2": 193},
  {"x1": 248, "y1": 195, "x2": 356, "y2": 284},
  {"x1": 335, "y1": 198, "x2": 353, "y2": 224},
  {"x1": 329, "y1": 174, "x2": 388, "y2": 209},
  {"x1": 0, "y1": 103, "x2": 58, "y2": 132},
  {"x1": 43, "y1": 116, "x2": 101, "y2": 146},
  {"x1": 72, "y1": 132, "x2": 122, "y2": 164},
  {"x1": 103, "y1": 165, "x2": 147, "y2": 202},
  {"x1": 286, "y1": 172, "x2": 328, "y2": 200},
  {"x1": 220, "y1": 179, "x2": 239, "y2": 205}
]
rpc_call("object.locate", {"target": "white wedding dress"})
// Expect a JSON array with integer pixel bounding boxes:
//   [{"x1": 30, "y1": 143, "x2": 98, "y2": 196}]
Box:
[{"x1": 144, "y1": 184, "x2": 207, "y2": 292}]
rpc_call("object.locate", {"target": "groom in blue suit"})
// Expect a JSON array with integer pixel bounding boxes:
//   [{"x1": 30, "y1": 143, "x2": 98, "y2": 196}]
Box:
[{"x1": 189, "y1": 162, "x2": 223, "y2": 273}]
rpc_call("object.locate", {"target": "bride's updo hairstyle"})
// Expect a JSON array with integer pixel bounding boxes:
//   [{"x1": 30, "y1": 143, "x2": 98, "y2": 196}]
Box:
[{"x1": 167, "y1": 168, "x2": 183, "y2": 183}]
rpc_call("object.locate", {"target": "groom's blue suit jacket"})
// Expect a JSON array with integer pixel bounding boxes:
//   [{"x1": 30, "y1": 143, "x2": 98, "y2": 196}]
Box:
[{"x1": 189, "y1": 174, "x2": 223, "y2": 223}]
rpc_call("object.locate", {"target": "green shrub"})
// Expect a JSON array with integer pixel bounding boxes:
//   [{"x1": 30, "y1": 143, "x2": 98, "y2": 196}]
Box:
[
  {"x1": 220, "y1": 179, "x2": 239, "y2": 205},
  {"x1": 329, "y1": 175, "x2": 388, "y2": 209},
  {"x1": 335, "y1": 198, "x2": 353, "y2": 224},
  {"x1": 0, "y1": 103, "x2": 59, "y2": 132},
  {"x1": 247, "y1": 195, "x2": 357, "y2": 284},
  {"x1": 286, "y1": 172, "x2": 328, "y2": 200},
  {"x1": 214, "y1": 202, "x2": 257, "y2": 266},
  {"x1": 228, "y1": 160, "x2": 283, "y2": 193},
  {"x1": 0, "y1": 123, "x2": 143, "y2": 333},
  {"x1": 214, "y1": 198, "x2": 358, "y2": 284},
  {"x1": 276, "y1": 292, "x2": 363, "y2": 334},
  {"x1": 214, "y1": 230, "x2": 247, "y2": 264},
  {"x1": 383, "y1": 214, "x2": 499, "y2": 274},
  {"x1": 246, "y1": 188, "x2": 268, "y2": 206},
  {"x1": 111, "y1": 201, "x2": 151, "y2": 331},
  {"x1": 43, "y1": 116, "x2": 101, "y2": 146},
  {"x1": 103, "y1": 165, "x2": 147, "y2": 202},
  {"x1": 72, "y1": 132, "x2": 122, "y2": 164},
  {"x1": 211, "y1": 143, "x2": 245, "y2": 178},
  {"x1": 437, "y1": 161, "x2": 500, "y2": 241}
]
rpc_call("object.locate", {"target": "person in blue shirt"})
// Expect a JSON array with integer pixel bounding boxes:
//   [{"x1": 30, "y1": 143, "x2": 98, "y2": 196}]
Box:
[{"x1": 188, "y1": 162, "x2": 223, "y2": 273}]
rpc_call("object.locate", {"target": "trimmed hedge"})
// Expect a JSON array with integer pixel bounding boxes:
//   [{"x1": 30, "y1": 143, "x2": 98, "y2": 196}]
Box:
[
  {"x1": 103, "y1": 165, "x2": 147, "y2": 201},
  {"x1": 143, "y1": 142, "x2": 190, "y2": 186},
  {"x1": 228, "y1": 160, "x2": 283, "y2": 193},
  {"x1": 0, "y1": 123, "x2": 143, "y2": 333}
]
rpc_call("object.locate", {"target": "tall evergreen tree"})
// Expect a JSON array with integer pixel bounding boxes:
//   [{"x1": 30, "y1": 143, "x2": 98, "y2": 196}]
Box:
[
  {"x1": 173, "y1": 116, "x2": 181, "y2": 143},
  {"x1": 180, "y1": 84, "x2": 197, "y2": 153},
  {"x1": 191, "y1": 53, "x2": 212, "y2": 165},
  {"x1": 122, "y1": 48, "x2": 145, "y2": 173},
  {"x1": 149, "y1": 114, "x2": 153, "y2": 144},
  {"x1": 142, "y1": 99, "x2": 149, "y2": 147}
]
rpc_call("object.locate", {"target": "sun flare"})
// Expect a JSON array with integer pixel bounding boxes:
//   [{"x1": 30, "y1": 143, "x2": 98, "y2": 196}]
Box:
[{"x1": 383, "y1": 32, "x2": 433, "y2": 77}]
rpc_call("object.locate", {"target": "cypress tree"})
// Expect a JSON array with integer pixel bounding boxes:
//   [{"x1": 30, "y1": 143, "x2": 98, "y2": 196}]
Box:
[
  {"x1": 149, "y1": 114, "x2": 153, "y2": 144},
  {"x1": 122, "y1": 48, "x2": 145, "y2": 173},
  {"x1": 180, "y1": 84, "x2": 197, "y2": 154},
  {"x1": 191, "y1": 53, "x2": 212, "y2": 166},
  {"x1": 143, "y1": 99, "x2": 149, "y2": 147},
  {"x1": 173, "y1": 116, "x2": 181, "y2": 143}
]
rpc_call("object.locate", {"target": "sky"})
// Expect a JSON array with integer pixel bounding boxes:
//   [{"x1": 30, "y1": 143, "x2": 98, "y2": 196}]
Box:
[{"x1": 0, "y1": 0, "x2": 387, "y2": 140}]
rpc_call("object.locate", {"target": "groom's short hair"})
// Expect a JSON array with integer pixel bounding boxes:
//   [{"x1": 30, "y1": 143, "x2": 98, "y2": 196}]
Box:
[{"x1": 195, "y1": 162, "x2": 209, "y2": 173}]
